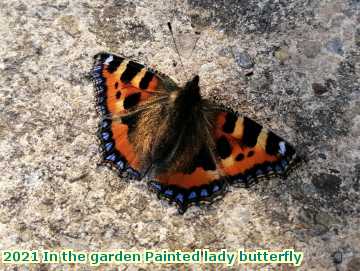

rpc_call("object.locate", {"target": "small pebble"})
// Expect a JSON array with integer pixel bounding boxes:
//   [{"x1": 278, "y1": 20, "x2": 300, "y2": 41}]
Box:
[
  {"x1": 285, "y1": 88, "x2": 293, "y2": 95},
  {"x1": 325, "y1": 78, "x2": 336, "y2": 89},
  {"x1": 302, "y1": 41, "x2": 321, "y2": 58},
  {"x1": 312, "y1": 83, "x2": 328, "y2": 95},
  {"x1": 355, "y1": 28, "x2": 360, "y2": 47},
  {"x1": 325, "y1": 38, "x2": 344, "y2": 56},
  {"x1": 234, "y1": 51, "x2": 254, "y2": 69},
  {"x1": 58, "y1": 15, "x2": 81, "y2": 37},
  {"x1": 315, "y1": 211, "x2": 339, "y2": 227},
  {"x1": 274, "y1": 47, "x2": 289, "y2": 63},
  {"x1": 302, "y1": 183, "x2": 317, "y2": 194},
  {"x1": 311, "y1": 173, "x2": 342, "y2": 195},
  {"x1": 332, "y1": 251, "x2": 342, "y2": 264},
  {"x1": 245, "y1": 70, "x2": 254, "y2": 77}
]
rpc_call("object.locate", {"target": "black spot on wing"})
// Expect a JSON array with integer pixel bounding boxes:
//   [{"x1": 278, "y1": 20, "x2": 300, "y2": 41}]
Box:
[
  {"x1": 247, "y1": 150, "x2": 255, "y2": 157},
  {"x1": 107, "y1": 55, "x2": 123, "y2": 73},
  {"x1": 120, "y1": 61, "x2": 143, "y2": 83},
  {"x1": 216, "y1": 136, "x2": 232, "y2": 159},
  {"x1": 139, "y1": 71, "x2": 154, "y2": 89},
  {"x1": 123, "y1": 93, "x2": 141, "y2": 109},
  {"x1": 121, "y1": 113, "x2": 139, "y2": 134},
  {"x1": 265, "y1": 131, "x2": 282, "y2": 155},
  {"x1": 115, "y1": 91, "x2": 121, "y2": 99},
  {"x1": 235, "y1": 153, "x2": 244, "y2": 161},
  {"x1": 284, "y1": 142, "x2": 296, "y2": 158},
  {"x1": 191, "y1": 147, "x2": 216, "y2": 172},
  {"x1": 242, "y1": 117, "x2": 262, "y2": 147},
  {"x1": 265, "y1": 130, "x2": 296, "y2": 159},
  {"x1": 223, "y1": 112, "x2": 237, "y2": 133}
]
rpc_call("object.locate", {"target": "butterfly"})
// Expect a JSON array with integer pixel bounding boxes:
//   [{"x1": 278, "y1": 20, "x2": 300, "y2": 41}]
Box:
[{"x1": 91, "y1": 52, "x2": 299, "y2": 213}]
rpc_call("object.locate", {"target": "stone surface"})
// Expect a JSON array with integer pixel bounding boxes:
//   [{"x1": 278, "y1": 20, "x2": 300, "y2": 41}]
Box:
[
  {"x1": 274, "y1": 47, "x2": 290, "y2": 64},
  {"x1": 301, "y1": 41, "x2": 322, "y2": 59},
  {"x1": 347, "y1": 257, "x2": 360, "y2": 271},
  {"x1": 332, "y1": 250, "x2": 343, "y2": 265},
  {"x1": 311, "y1": 173, "x2": 342, "y2": 196},
  {"x1": 312, "y1": 83, "x2": 329, "y2": 95},
  {"x1": 0, "y1": 0, "x2": 359, "y2": 270},
  {"x1": 234, "y1": 50, "x2": 254, "y2": 69},
  {"x1": 326, "y1": 37, "x2": 344, "y2": 56}
]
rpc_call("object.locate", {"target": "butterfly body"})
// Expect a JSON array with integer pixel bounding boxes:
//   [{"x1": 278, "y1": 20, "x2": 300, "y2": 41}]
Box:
[{"x1": 92, "y1": 52, "x2": 299, "y2": 213}]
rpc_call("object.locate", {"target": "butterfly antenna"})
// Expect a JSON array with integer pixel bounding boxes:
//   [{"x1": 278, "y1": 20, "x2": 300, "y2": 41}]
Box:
[
  {"x1": 189, "y1": 31, "x2": 201, "y2": 59},
  {"x1": 167, "y1": 22, "x2": 187, "y2": 79}
]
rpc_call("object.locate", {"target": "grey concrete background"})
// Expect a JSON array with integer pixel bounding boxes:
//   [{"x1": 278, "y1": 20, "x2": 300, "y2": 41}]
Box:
[{"x1": 0, "y1": 0, "x2": 359, "y2": 270}]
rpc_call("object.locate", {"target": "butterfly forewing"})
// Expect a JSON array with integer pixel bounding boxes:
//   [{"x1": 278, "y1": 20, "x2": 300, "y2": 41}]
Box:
[{"x1": 92, "y1": 53, "x2": 172, "y2": 176}]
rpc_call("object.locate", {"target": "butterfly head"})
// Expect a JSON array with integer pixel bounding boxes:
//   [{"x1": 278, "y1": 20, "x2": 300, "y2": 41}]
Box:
[
  {"x1": 174, "y1": 75, "x2": 201, "y2": 107},
  {"x1": 185, "y1": 75, "x2": 200, "y2": 90}
]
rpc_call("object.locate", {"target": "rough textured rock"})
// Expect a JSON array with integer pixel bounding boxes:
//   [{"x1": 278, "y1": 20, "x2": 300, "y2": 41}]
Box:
[{"x1": 0, "y1": 0, "x2": 359, "y2": 270}]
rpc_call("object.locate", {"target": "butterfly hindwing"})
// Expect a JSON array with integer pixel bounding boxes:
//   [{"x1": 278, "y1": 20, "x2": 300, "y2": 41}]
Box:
[
  {"x1": 92, "y1": 53, "x2": 173, "y2": 176},
  {"x1": 214, "y1": 110, "x2": 298, "y2": 186},
  {"x1": 150, "y1": 133, "x2": 228, "y2": 212},
  {"x1": 149, "y1": 176, "x2": 227, "y2": 214},
  {"x1": 150, "y1": 107, "x2": 298, "y2": 212}
]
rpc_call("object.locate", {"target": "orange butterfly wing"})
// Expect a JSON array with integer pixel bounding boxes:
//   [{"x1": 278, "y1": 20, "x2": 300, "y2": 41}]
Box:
[
  {"x1": 150, "y1": 109, "x2": 298, "y2": 212},
  {"x1": 92, "y1": 53, "x2": 170, "y2": 176},
  {"x1": 214, "y1": 110, "x2": 298, "y2": 185}
]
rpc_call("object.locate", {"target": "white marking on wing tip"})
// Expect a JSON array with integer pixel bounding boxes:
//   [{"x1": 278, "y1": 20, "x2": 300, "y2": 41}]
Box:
[
  {"x1": 279, "y1": 141, "x2": 286, "y2": 155},
  {"x1": 104, "y1": 55, "x2": 113, "y2": 65}
]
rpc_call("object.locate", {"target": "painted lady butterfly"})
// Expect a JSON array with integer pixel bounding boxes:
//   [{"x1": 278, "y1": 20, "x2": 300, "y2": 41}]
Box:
[{"x1": 91, "y1": 52, "x2": 299, "y2": 213}]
